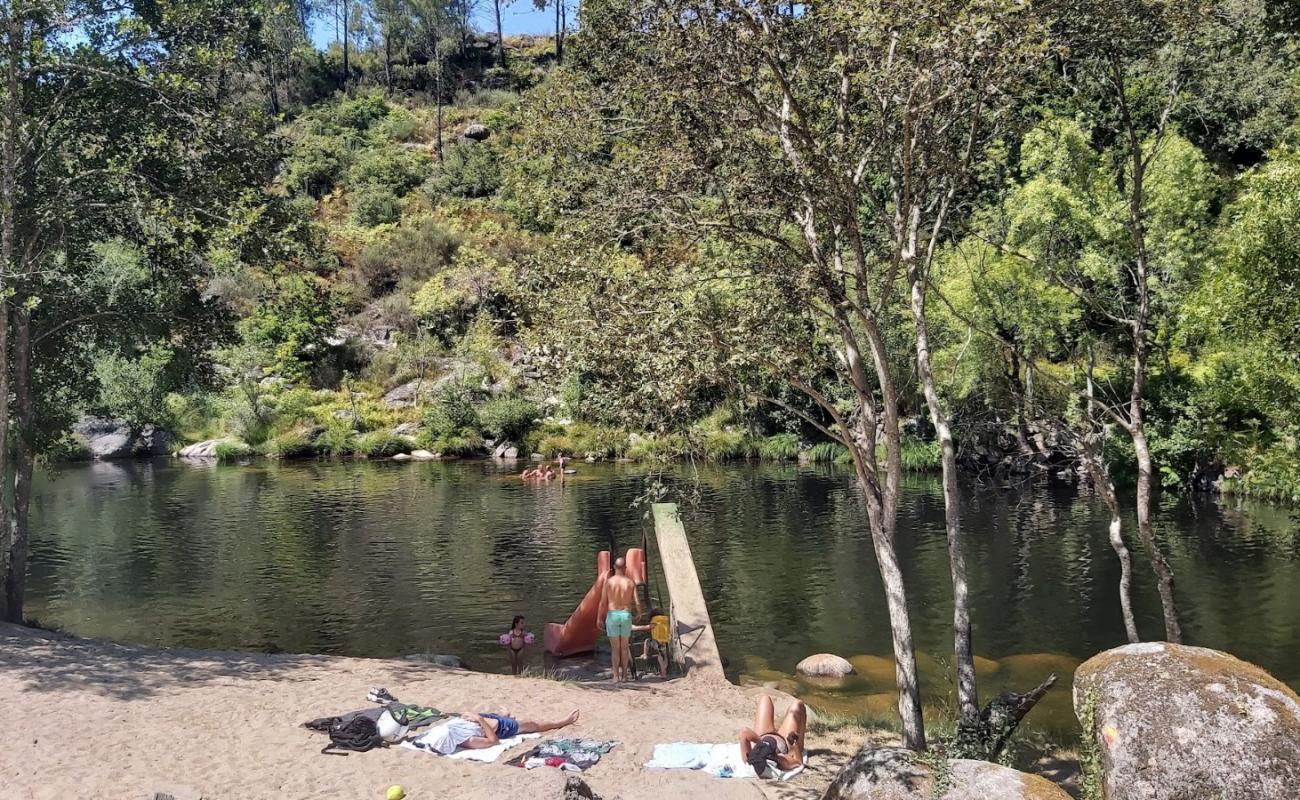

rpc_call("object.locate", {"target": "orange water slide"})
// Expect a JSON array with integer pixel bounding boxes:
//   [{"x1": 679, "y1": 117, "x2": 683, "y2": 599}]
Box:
[{"x1": 544, "y1": 548, "x2": 646, "y2": 657}]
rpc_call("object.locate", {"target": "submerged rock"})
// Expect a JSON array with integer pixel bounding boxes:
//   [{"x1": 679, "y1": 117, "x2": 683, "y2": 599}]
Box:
[
  {"x1": 796, "y1": 653, "x2": 855, "y2": 678},
  {"x1": 822, "y1": 746, "x2": 1070, "y2": 800},
  {"x1": 1073, "y1": 642, "x2": 1300, "y2": 800}
]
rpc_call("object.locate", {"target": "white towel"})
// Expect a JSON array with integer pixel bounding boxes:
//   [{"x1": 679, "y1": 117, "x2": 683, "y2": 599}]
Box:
[
  {"x1": 645, "y1": 742, "x2": 806, "y2": 781},
  {"x1": 401, "y1": 732, "x2": 539, "y2": 762}
]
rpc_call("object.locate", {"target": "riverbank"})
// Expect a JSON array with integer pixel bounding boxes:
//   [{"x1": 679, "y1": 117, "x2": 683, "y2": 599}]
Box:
[{"x1": 0, "y1": 623, "x2": 888, "y2": 799}]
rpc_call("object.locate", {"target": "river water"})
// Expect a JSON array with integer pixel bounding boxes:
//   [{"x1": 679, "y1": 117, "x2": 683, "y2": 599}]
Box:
[{"x1": 25, "y1": 458, "x2": 1300, "y2": 737}]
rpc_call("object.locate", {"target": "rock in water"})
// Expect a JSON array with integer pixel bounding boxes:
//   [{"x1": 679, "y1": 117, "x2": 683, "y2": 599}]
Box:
[
  {"x1": 409, "y1": 450, "x2": 438, "y2": 461},
  {"x1": 1073, "y1": 642, "x2": 1300, "y2": 800},
  {"x1": 73, "y1": 417, "x2": 134, "y2": 459},
  {"x1": 796, "y1": 653, "x2": 856, "y2": 678},
  {"x1": 822, "y1": 746, "x2": 1070, "y2": 800}
]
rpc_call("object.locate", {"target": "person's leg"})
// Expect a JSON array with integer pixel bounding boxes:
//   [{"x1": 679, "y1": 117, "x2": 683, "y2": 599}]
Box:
[
  {"x1": 657, "y1": 652, "x2": 668, "y2": 677},
  {"x1": 754, "y1": 694, "x2": 775, "y2": 734},
  {"x1": 518, "y1": 709, "x2": 580, "y2": 733},
  {"x1": 777, "y1": 699, "x2": 807, "y2": 740},
  {"x1": 612, "y1": 636, "x2": 627, "y2": 681}
]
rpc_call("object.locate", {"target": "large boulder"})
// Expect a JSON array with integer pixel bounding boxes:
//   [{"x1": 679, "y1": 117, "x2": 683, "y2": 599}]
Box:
[
  {"x1": 822, "y1": 746, "x2": 1070, "y2": 800},
  {"x1": 1073, "y1": 642, "x2": 1300, "y2": 800},
  {"x1": 463, "y1": 122, "x2": 490, "y2": 141},
  {"x1": 178, "y1": 438, "x2": 231, "y2": 459},
  {"x1": 136, "y1": 425, "x2": 172, "y2": 457},
  {"x1": 72, "y1": 418, "x2": 134, "y2": 459},
  {"x1": 796, "y1": 653, "x2": 855, "y2": 678}
]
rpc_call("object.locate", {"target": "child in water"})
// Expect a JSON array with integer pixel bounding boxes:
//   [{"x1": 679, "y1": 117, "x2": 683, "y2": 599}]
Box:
[{"x1": 499, "y1": 615, "x2": 535, "y2": 675}]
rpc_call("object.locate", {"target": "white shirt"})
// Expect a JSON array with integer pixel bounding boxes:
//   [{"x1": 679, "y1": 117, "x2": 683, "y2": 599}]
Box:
[{"x1": 422, "y1": 717, "x2": 484, "y2": 755}]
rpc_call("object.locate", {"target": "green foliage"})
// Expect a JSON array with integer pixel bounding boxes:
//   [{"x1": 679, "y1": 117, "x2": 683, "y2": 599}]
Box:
[
  {"x1": 898, "y1": 437, "x2": 943, "y2": 472},
  {"x1": 700, "y1": 427, "x2": 753, "y2": 461},
  {"x1": 349, "y1": 146, "x2": 433, "y2": 197},
  {"x1": 531, "y1": 422, "x2": 629, "y2": 459},
  {"x1": 1078, "y1": 689, "x2": 1105, "y2": 800},
  {"x1": 626, "y1": 432, "x2": 690, "y2": 461},
  {"x1": 805, "y1": 441, "x2": 851, "y2": 463},
  {"x1": 261, "y1": 430, "x2": 316, "y2": 459},
  {"x1": 422, "y1": 430, "x2": 483, "y2": 456},
  {"x1": 349, "y1": 184, "x2": 403, "y2": 226},
  {"x1": 213, "y1": 440, "x2": 254, "y2": 462},
  {"x1": 427, "y1": 142, "x2": 501, "y2": 200},
  {"x1": 355, "y1": 430, "x2": 409, "y2": 458},
  {"x1": 237, "y1": 274, "x2": 339, "y2": 383},
  {"x1": 1227, "y1": 443, "x2": 1300, "y2": 504},
  {"x1": 93, "y1": 344, "x2": 176, "y2": 429},
  {"x1": 314, "y1": 422, "x2": 358, "y2": 458},
  {"x1": 423, "y1": 382, "x2": 483, "y2": 439},
  {"x1": 479, "y1": 396, "x2": 540, "y2": 442},
  {"x1": 355, "y1": 216, "x2": 460, "y2": 295},
  {"x1": 756, "y1": 433, "x2": 801, "y2": 461}
]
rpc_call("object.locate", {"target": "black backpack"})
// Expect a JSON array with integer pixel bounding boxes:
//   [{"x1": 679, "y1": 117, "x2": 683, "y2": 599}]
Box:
[{"x1": 321, "y1": 715, "x2": 383, "y2": 755}]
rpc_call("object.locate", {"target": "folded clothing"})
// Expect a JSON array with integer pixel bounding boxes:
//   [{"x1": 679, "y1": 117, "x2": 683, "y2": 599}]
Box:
[
  {"x1": 646, "y1": 742, "x2": 807, "y2": 781},
  {"x1": 506, "y1": 738, "x2": 619, "y2": 772}
]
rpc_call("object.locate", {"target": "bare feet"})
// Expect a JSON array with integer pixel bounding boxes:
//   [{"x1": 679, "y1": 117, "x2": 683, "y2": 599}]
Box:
[{"x1": 563, "y1": 709, "x2": 579, "y2": 726}]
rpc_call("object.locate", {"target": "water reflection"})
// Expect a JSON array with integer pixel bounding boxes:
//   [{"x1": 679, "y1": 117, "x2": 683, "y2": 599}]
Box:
[{"x1": 27, "y1": 459, "x2": 1299, "y2": 735}]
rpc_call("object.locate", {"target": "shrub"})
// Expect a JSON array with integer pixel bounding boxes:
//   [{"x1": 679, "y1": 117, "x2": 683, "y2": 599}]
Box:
[
  {"x1": 261, "y1": 431, "x2": 316, "y2": 459},
  {"x1": 480, "y1": 396, "x2": 540, "y2": 442},
  {"x1": 533, "y1": 422, "x2": 629, "y2": 459},
  {"x1": 349, "y1": 184, "x2": 402, "y2": 227},
  {"x1": 700, "y1": 428, "x2": 752, "y2": 460},
  {"x1": 423, "y1": 429, "x2": 483, "y2": 456},
  {"x1": 314, "y1": 423, "x2": 358, "y2": 457},
  {"x1": 214, "y1": 440, "x2": 254, "y2": 461},
  {"x1": 757, "y1": 433, "x2": 801, "y2": 461},
  {"x1": 349, "y1": 146, "x2": 433, "y2": 195},
  {"x1": 332, "y1": 91, "x2": 391, "y2": 131},
  {"x1": 355, "y1": 217, "x2": 460, "y2": 295},
  {"x1": 426, "y1": 142, "x2": 501, "y2": 200},
  {"x1": 805, "y1": 441, "x2": 851, "y2": 463},
  {"x1": 423, "y1": 381, "x2": 482, "y2": 438},
  {"x1": 42, "y1": 434, "x2": 93, "y2": 463},
  {"x1": 627, "y1": 433, "x2": 690, "y2": 461},
  {"x1": 285, "y1": 133, "x2": 351, "y2": 198},
  {"x1": 899, "y1": 437, "x2": 942, "y2": 471},
  {"x1": 356, "y1": 430, "x2": 408, "y2": 458}
]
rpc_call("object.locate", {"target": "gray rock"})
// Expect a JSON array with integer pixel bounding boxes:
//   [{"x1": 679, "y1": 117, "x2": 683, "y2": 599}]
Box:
[
  {"x1": 504, "y1": 446, "x2": 518, "y2": 459},
  {"x1": 392, "y1": 453, "x2": 412, "y2": 461},
  {"x1": 402, "y1": 653, "x2": 468, "y2": 669},
  {"x1": 393, "y1": 421, "x2": 423, "y2": 437},
  {"x1": 73, "y1": 418, "x2": 135, "y2": 460},
  {"x1": 561, "y1": 776, "x2": 600, "y2": 800},
  {"x1": 382, "y1": 379, "x2": 431, "y2": 408},
  {"x1": 409, "y1": 450, "x2": 438, "y2": 461},
  {"x1": 177, "y1": 438, "x2": 239, "y2": 460},
  {"x1": 796, "y1": 653, "x2": 855, "y2": 678},
  {"x1": 137, "y1": 425, "x2": 172, "y2": 457},
  {"x1": 1073, "y1": 642, "x2": 1300, "y2": 800},
  {"x1": 463, "y1": 122, "x2": 490, "y2": 141},
  {"x1": 823, "y1": 746, "x2": 1071, "y2": 800},
  {"x1": 493, "y1": 441, "x2": 515, "y2": 459},
  {"x1": 531, "y1": 452, "x2": 544, "y2": 461}
]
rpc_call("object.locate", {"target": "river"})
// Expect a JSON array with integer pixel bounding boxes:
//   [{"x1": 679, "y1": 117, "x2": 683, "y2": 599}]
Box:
[{"x1": 25, "y1": 458, "x2": 1300, "y2": 737}]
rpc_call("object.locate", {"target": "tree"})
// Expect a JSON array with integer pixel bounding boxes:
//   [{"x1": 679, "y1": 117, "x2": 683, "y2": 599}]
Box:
[
  {"x1": 516, "y1": 0, "x2": 1046, "y2": 749},
  {"x1": 0, "y1": 0, "x2": 281, "y2": 622},
  {"x1": 532, "y1": 0, "x2": 565, "y2": 63}
]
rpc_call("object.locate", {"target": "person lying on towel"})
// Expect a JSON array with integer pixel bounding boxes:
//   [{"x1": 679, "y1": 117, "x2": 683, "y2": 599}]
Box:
[
  {"x1": 739, "y1": 695, "x2": 807, "y2": 777},
  {"x1": 422, "y1": 709, "x2": 580, "y2": 754}
]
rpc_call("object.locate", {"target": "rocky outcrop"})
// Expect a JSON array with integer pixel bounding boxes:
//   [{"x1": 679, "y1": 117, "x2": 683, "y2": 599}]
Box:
[
  {"x1": 796, "y1": 653, "x2": 855, "y2": 678},
  {"x1": 493, "y1": 441, "x2": 517, "y2": 459},
  {"x1": 822, "y1": 746, "x2": 1070, "y2": 800},
  {"x1": 1073, "y1": 642, "x2": 1300, "y2": 800},
  {"x1": 178, "y1": 438, "x2": 232, "y2": 459},
  {"x1": 73, "y1": 418, "x2": 172, "y2": 460}
]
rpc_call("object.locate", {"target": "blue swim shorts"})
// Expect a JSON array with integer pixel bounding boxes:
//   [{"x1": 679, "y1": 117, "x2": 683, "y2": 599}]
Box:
[
  {"x1": 605, "y1": 609, "x2": 633, "y2": 638},
  {"x1": 482, "y1": 713, "x2": 519, "y2": 739}
]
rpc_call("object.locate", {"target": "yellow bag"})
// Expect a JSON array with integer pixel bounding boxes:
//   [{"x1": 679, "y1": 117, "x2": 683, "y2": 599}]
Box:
[{"x1": 650, "y1": 614, "x2": 670, "y2": 643}]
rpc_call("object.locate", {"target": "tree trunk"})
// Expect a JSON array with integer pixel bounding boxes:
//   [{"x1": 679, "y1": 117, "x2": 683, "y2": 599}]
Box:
[
  {"x1": 1133, "y1": 422, "x2": 1180, "y2": 641},
  {"x1": 1005, "y1": 348, "x2": 1036, "y2": 456},
  {"x1": 909, "y1": 266, "x2": 978, "y2": 722},
  {"x1": 494, "y1": 0, "x2": 506, "y2": 68},
  {"x1": 841, "y1": 331, "x2": 925, "y2": 751},
  {"x1": 555, "y1": 0, "x2": 564, "y2": 64},
  {"x1": 266, "y1": 58, "x2": 281, "y2": 115},
  {"x1": 1082, "y1": 434, "x2": 1139, "y2": 643},
  {"x1": 4, "y1": 308, "x2": 32, "y2": 622},
  {"x1": 342, "y1": 0, "x2": 350, "y2": 88},
  {"x1": 384, "y1": 32, "x2": 392, "y2": 91},
  {"x1": 0, "y1": 7, "x2": 19, "y2": 623},
  {"x1": 434, "y1": 35, "x2": 444, "y2": 159}
]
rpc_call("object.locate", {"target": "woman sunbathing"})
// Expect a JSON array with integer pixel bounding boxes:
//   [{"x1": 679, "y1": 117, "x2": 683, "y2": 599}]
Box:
[{"x1": 739, "y1": 695, "x2": 806, "y2": 777}]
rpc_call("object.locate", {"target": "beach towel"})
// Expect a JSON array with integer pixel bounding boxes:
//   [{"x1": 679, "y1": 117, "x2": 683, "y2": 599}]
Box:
[
  {"x1": 401, "y1": 730, "x2": 539, "y2": 762},
  {"x1": 646, "y1": 742, "x2": 807, "y2": 781},
  {"x1": 505, "y1": 738, "x2": 619, "y2": 772}
]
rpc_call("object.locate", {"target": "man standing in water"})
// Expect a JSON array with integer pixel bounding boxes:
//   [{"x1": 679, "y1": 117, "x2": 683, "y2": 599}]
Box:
[{"x1": 597, "y1": 556, "x2": 642, "y2": 682}]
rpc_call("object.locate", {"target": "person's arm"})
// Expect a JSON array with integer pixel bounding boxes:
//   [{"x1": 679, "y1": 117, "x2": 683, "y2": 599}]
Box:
[
  {"x1": 631, "y1": 623, "x2": 650, "y2": 632},
  {"x1": 739, "y1": 727, "x2": 759, "y2": 761},
  {"x1": 595, "y1": 581, "x2": 609, "y2": 633},
  {"x1": 460, "y1": 713, "x2": 500, "y2": 749}
]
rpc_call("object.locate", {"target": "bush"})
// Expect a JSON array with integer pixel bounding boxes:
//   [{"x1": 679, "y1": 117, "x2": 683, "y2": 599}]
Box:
[
  {"x1": 757, "y1": 433, "x2": 801, "y2": 461},
  {"x1": 700, "y1": 428, "x2": 753, "y2": 460},
  {"x1": 479, "y1": 396, "x2": 540, "y2": 442},
  {"x1": 355, "y1": 430, "x2": 409, "y2": 458},
  {"x1": 349, "y1": 146, "x2": 433, "y2": 195},
  {"x1": 532, "y1": 422, "x2": 628, "y2": 459},
  {"x1": 423, "y1": 429, "x2": 483, "y2": 456},
  {"x1": 261, "y1": 431, "x2": 316, "y2": 459},
  {"x1": 214, "y1": 440, "x2": 254, "y2": 461},
  {"x1": 424, "y1": 381, "x2": 482, "y2": 438},
  {"x1": 355, "y1": 217, "x2": 460, "y2": 295},
  {"x1": 349, "y1": 184, "x2": 402, "y2": 227},
  {"x1": 43, "y1": 434, "x2": 93, "y2": 463},
  {"x1": 805, "y1": 441, "x2": 851, "y2": 463},
  {"x1": 627, "y1": 433, "x2": 690, "y2": 461},
  {"x1": 426, "y1": 142, "x2": 501, "y2": 200},
  {"x1": 1226, "y1": 442, "x2": 1300, "y2": 504},
  {"x1": 285, "y1": 133, "x2": 351, "y2": 197},
  {"x1": 332, "y1": 92, "x2": 391, "y2": 131},
  {"x1": 899, "y1": 437, "x2": 942, "y2": 471},
  {"x1": 314, "y1": 423, "x2": 358, "y2": 457}
]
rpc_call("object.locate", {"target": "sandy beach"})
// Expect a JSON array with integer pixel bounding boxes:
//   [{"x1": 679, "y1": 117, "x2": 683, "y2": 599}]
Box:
[{"x1": 0, "y1": 623, "x2": 878, "y2": 800}]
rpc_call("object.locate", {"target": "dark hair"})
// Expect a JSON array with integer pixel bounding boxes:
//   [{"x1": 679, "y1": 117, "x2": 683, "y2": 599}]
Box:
[
  {"x1": 649, "y1": 607, "x2": 664, "y2": 617},
  {"x1": 512, "y1": 615, "x2": 525, "y2": 628},
  {"x1": 746, "y1": 739, "x2": 776, "y2": 775}
]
